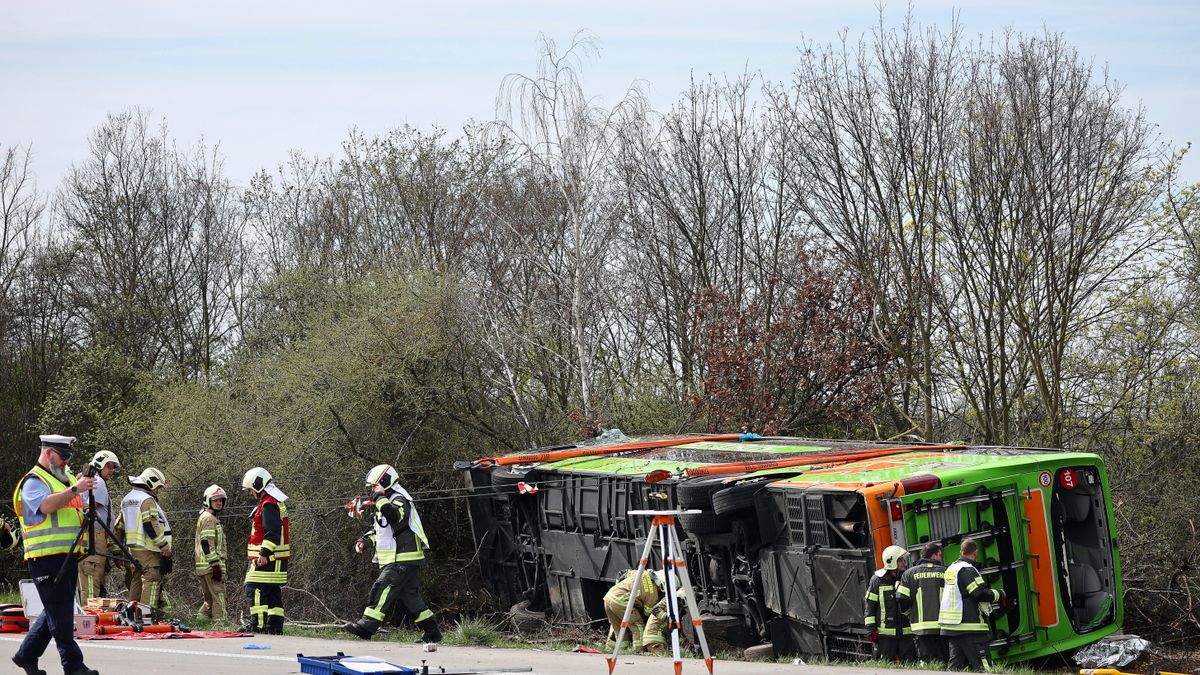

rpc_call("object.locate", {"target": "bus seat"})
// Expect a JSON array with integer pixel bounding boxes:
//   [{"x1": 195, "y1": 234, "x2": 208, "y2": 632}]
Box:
[
  {"x1": 1068, "y1": 562, "x2": 1102, "y2": 594},
  {"x1": 1061, "y1": 491, "x2": 1092, "y2": 522}
]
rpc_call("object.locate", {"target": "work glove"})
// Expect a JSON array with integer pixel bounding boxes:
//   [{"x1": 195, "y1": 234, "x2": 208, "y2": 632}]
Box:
[
  {"x1": 161, "y1": 555, "x2": 174, "y2": 574},
  {"x1": 211, "y1": 564, "x2": 223, "y2": 582},
  {"x1": 867, "y1": 629, "x2": 878, "y2": 643}
]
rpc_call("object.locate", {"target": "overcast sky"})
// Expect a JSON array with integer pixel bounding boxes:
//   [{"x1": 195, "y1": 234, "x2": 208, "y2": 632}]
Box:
[{"x1": 3, "y1": 0, "x2": 1197, "y2": 192}]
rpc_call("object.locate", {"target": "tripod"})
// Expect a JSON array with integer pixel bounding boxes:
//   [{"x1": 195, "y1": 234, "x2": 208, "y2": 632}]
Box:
[
  {"x1": 56, "y1": 464, "x2": 143, "y2": 587},
  {"x1": 607, "y1": 509, "x2": 713, "y2": 675}
]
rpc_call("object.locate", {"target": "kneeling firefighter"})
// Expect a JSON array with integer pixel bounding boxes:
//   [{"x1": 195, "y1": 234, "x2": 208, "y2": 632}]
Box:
[
  {"x1": 119, "y1": 467, "x2": 172, "y2": 611},
  {"x1": 344, "y1": 464, "x2": 440, "y2": 643},
  {"x1": 242, "y1": 467, "x2": 290, "y2": 634},
  {"x1": 194, "y1": 484, "x2": 227, "y2": 620},
  {"x1": 603, "y1": 568, "x2": 675, "y2": 653}
]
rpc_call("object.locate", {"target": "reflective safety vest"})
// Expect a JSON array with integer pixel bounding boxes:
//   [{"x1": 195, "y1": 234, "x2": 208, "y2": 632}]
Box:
[
  {"x1": 246, "y1": 493, "x2": 289, "y2": 585},
  {"x1": 121, "y1": 489, "x2": 171, "y2": 552},
  {"x1": 193, "y1": 509, "x2": 226, "y2": 573},
  {"x1": 371, "y1": 491, "x2": 427, "y2": 566},
  {"x1": 12, "y1": 466, "x2": 83, "y2": 560},
  {"x1": 605, "y1": 569, "x2": 662, "y2": 610},
  {"x1": 939, "y1": 558, "x2": 1000, "y2": 633}
]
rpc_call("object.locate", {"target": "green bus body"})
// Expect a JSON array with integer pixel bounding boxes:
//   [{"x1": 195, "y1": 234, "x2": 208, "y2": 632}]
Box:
[{"x1": 460, "y1": 436, "x2": 1122, "y2": 663}]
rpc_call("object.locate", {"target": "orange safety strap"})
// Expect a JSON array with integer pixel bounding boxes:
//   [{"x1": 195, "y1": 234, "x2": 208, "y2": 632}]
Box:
[
  {"x1": 683, "y1": 444, "x2": 964, "y2": 478},
  {"x1": 480, "y1": 434, "x2": 748, "y2": 467}
]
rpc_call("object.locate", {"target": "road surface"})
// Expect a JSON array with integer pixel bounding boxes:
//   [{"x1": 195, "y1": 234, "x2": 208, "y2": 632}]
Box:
[{"x1": 1, "y1": 633, "x2": 958, "y2": 674}]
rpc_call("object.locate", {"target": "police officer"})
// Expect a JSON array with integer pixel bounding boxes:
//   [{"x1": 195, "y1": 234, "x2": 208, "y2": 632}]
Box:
[
  {"x1": 78, "y1": 451, "x2": 120, "y2": 605},
  {"x1": 194, "y1": 485, "x2": 227, "y2": 621},
  {"x1": 939, "y1": 537, "x2": 1004, "y2": 670},
  {"x1": 863, "y1": 544, "x2": 916, "y2": 663},
  {"x1": 898, "y1": 541, "x2": 948, "y2": 664},
  {"x1": 344, "y1": 465, "x2": 441, "y2": 643},
  {"x1": 119, "y1": 467, "x2": 172, "y2": 611},
  {"x1": 11, "y1": 434, "x2": 101, "y2": 675},
  {"x1": 242, "y1": 467, "x2": 289, "y2": 634}
]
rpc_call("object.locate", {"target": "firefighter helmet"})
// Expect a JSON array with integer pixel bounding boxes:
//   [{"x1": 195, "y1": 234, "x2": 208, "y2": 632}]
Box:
[
  {"x1": 365, "y1": 464, "x2": 399, "y2": 490},
  {"x1": 242, "y1": 467, "x2": 272, "y2": 492},
  {"x1": 882, "y1": 545, "x2": 909, "y2": 570},
  {"x1": 90, "y1": 450, "x2": 121, "y2": 473},
  {"x1": 652, "y1": 570, "x2": 681, "y2": 591},
  {"x1": 204, "y1": 484, "x2": 227, "y2": 510},
  {"x1": 130, "y1": 467, "x2": 166, "y2": 491}
]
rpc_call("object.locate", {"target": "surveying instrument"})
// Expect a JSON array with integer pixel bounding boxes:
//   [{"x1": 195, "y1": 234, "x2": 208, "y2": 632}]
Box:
[
  {"x1": 607, "y1": 509, "x2": 713, "y2": 675},
  {"x1": 56, "y1": 453, "x2": 143, "y2": 585}
]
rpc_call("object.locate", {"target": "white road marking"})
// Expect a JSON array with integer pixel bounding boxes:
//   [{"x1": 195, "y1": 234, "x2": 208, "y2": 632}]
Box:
[{"x1": 0, "y1": 635, "x2": 294, "y2": 661}]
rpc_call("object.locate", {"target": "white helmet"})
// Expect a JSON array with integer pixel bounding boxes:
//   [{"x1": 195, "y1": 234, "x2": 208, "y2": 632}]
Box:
[
  {"x1": 652, "y1": 570, "x2": 681, "y2": 591},
  {"x1": 203, "y1": 484, "x2": 227, "y2": 510},
  {"x1": 242, "y1": 467, "x2": 272, "y2": 492},
  {"x1": 882, "y1": 545, "x2": 909, "y2": 570},
  {"x1": 130, "y1": 467, "x2": 166, "y2": 491},
  {"x1": 90, "y1": 450, "x2": 121, "y2": 473},
  {"x1": 366, "y1": 464, "x2": 399, "y2": 490}
]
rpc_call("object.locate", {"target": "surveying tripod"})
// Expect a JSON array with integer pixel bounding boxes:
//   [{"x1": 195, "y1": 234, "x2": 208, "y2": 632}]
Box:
[
  {"x1": 607, "y1": 509, "x2": 713, "y2": 675},
  {"x1": 56, "y1": 462, "x2": 143, "y2": 586}
]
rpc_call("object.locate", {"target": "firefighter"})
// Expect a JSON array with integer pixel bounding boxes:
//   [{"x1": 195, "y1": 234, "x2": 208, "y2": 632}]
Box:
[
  {"x1": 344, "y1": 465, "x2": 441, "y2": 643},
  {"x1": 194, "y1": 484, "x2": 227, "y2": 621},
  {"x1": 939, "y1": 537, "x2": 1004, "y2": 671},
  {"x1": 242, "y1": 467, "x2": 289, "y2": 634},
  {"x1": 897, "y1": 541, "x2": 948, "y2": 664},
  {"x1": 118, "y1": 467, "x2": 172, "y2": 611},
  {"x1": 11, "y1": 434, "x2": 100, "y2": 675},
  {"x1": 602, "y1": 568, "x2": 671, "y2": 653},
  {"x1": 638, "y1": 571, "x2": 683, "y2": 653},
  {"x1": 864, "y1": 544, "x2": 916, "y2": 663},
  {"x1": 78, "y1": 450, "x2": 120, "y2": 604}
]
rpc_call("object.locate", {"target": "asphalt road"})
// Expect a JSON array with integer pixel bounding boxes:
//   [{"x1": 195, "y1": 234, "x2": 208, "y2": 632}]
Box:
[{"x1": 0, "y1": 633, "x2": 963, "y2": 675}]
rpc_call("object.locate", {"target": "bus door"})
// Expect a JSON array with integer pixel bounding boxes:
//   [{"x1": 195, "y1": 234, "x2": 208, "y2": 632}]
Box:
[{"x1": 896, "y1": 478, "x2": 1038, "y2": 652}]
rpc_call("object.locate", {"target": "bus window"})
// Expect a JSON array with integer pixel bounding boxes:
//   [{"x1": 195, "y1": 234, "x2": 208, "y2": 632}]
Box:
[{"x1": 1050, "y1": 466, "x2": 1116, "y2": 633}]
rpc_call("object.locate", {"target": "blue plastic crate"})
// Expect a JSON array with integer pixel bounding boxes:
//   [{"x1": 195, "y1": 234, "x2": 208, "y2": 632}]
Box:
[{"x1": 297, "y1": 653, "x2": 418, "y2": 675}]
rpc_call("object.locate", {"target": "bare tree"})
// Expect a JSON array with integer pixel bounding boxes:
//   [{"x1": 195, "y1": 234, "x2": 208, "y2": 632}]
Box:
[
  {"x1": 488, "y1": 33, "x2": 643, "y2": 425},
  {"x1": 778, "y1": 17, "x2": 965, "y2": 439}
]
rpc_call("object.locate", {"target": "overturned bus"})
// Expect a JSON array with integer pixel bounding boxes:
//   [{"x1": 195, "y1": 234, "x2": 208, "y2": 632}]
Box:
[{"x1": 457, "y1": 434, "x2": 1122, "y2": 663}]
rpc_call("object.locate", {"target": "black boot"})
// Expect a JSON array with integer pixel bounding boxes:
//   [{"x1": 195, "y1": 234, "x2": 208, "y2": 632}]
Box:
[
  {"x1": 343, "y1": 617, "x2": 380, "y2": 640},
  {"x1": 11, "y1": 656, "x2": 46, "y2": 675},
  {"x1": 266, "y1": 615, "x2": 284, "y2": 635},
  {"x1": 416, "y1": 616, "x2": 442, "y2": 643},
  {"x1": 64, "y1": 665, "x2": 100, "y2": 675}
]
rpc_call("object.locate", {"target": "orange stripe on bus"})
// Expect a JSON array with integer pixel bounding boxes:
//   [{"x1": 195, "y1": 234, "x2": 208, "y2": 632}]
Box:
[
  {"x1": 859, "y1": 481, "x2": 904, "y2": 567},
  {"x1": 1023, "y1": 488, "x2": 1059, "y2": 627}
]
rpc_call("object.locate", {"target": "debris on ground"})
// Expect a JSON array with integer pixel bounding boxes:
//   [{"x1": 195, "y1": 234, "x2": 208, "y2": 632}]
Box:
[{"x1": 1073, "y1": 634, "x2": 1151, "y2": 668}]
